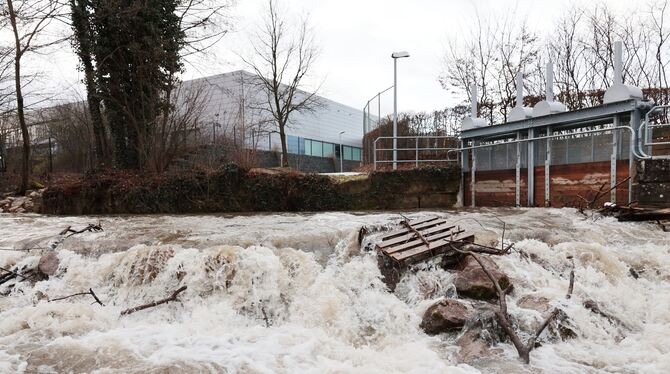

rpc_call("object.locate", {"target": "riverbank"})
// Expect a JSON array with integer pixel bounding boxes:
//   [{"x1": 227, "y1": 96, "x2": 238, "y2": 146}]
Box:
[{"x1": 40, "y1": 164, "x2": 461, "y2": 215}]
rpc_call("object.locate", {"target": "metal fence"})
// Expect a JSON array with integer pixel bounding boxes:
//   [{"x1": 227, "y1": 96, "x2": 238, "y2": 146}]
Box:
[{"x1": 372, "y1": 136, "x2": 460, "y2": 169}]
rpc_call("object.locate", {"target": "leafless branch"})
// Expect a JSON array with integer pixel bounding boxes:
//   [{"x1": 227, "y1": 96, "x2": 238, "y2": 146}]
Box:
[
  {"x1": 120, "y1": 286, "x2": 187, "y2": 316},
  {"x1": 452, "y1": 246, "x2": 574, "y2": 364},
  {"x1": 50, "y1": 288, "x2": 104, "y2": 306}
]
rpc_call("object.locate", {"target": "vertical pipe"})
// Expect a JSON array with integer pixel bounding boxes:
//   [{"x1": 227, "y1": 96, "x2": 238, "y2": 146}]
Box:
[
  {"x1": 629, "y1": 112, "x2": 637, "y2": 204},
  {"x1": 614, "y1": 41, "x2": 623, "y2": 86},
  {"x1": 545, "y1": 126, "x2": 552, "y2": 206},
  {"x1": 415, "y1": 137, "x2": 419, "y2": 167},
  {"x1": 393, "y1": 58, "x2": 398, "y2": 170},
  {"x1": 527, "y1": 128, "x2": 535, "y2": 206},
  {"x1": 516, "y1": 132, "x2": 521, "y2": 207},
  {"x1": 546, "y1": 63, "x2": 554, "y2": 102},
  {"x1": 373, "y1": 139, "x2": 377, "y2": 170},
  {"x1": 470, "y1": 83, "x2": 478, "y2": 117},
  {"x1": 471, "y1": 140, "x2": 477, "y2": 208},
  {"x1": 516, "y1": 71, "x2": 524, "y2": 107},
  {"x1": 459, "y1": 139, "x2": 465, "y2": 207},
  {"x1": 611, "y1": 116, "x2": 620, "y2": 203}
]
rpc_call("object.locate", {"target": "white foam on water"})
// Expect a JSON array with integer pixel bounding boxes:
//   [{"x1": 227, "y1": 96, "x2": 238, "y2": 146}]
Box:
[{"x1": 0, "y1": 208, "x2": 668, "y2": 373}]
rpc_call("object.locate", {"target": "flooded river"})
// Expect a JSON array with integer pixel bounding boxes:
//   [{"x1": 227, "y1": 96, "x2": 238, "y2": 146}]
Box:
[{"x1": 0, "y1": 208, "x2": 668, "y2": 373}]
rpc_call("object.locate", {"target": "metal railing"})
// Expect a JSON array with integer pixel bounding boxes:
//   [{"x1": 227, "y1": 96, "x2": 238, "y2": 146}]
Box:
[
  {"x1": 642, "y1": 105, "x2": 670, "y2": 159},
  {"x1": 372, "y1": 136, "x2": 460, "y2": 170}
]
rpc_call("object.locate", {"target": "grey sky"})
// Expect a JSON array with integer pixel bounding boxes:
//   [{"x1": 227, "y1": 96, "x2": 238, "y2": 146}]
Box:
[{"x1": 30, "y1": 0, "x2": 638, "y2": 117}]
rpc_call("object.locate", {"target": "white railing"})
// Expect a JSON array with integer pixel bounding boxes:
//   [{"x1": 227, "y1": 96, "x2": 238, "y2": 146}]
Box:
[
  {"x1": 642, "y1": 105, "x2": 670, "y2": 159},
  {"x1": 372, "y1": 136, "x2": 460, "y2": 170}
]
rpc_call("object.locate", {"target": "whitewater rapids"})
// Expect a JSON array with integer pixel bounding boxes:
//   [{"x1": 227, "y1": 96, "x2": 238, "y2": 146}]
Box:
[{"x1": 0, "y1": 208, "x2": 668, "y2": 373}]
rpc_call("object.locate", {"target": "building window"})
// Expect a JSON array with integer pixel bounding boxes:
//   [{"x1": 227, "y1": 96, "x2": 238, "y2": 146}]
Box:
[
  {"x1": 305, "y1": 139, "x2": 312, "y2": 155},
  {"x1": 287, "y1": 135, "x2": 305, "y2": 154},
  {"x1": 310, "y1": 140, "x2": 323, "y2": 157},
  {"x1": 323, "y1": 142, "x2": 334, "y2": 157},
  {"x1": 343, "y1": 146, "x2": 353, "y2": 160},
  {"x1": 352, "y1": 147, "x2": 361, "y2": 161}
]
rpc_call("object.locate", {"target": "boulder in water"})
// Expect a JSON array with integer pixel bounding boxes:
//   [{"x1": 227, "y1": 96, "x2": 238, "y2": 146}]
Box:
[
  {"x1": 456, "y1": 329, "x2": 493, "y2": 362},
  {"x1": 38, "y1": 251, "x2": 60, "y2": 276},
  {"x1": 420, "y1": 298, "x2": 471, "y2": 334},
  {"x1": 517, "y1": 294, "x2": 552, "y2": 314},
  {"x1": 453, "y1": 256, "x2": 511, "y2": 300}
]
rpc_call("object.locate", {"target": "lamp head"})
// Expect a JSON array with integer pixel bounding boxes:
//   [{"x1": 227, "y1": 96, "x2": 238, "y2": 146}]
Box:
[{"x1": 391, "y1": 51, "x2": 410, "y2": 59}]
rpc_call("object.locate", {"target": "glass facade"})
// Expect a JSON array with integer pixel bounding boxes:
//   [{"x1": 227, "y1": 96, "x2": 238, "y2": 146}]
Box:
[{"x1": 287, "y1": 135, "x2": 361, "y2": 161}]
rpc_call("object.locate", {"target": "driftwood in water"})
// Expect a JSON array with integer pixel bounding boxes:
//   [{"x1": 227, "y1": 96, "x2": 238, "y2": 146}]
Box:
[
  {"x1": 50, "y1": 223, "x2": 104, "y2": 250},
  {"x1": 50, "y1": 288, "x2": 104, "y2": 306},
  {"x1": 120, "y1": 286, "x2": 187, "y2": 316},
  {"x1": 453, "y1": 246, "x2": 574, "y2": 364},
  {"x1": 599, "y1": 204, "x2": 670, "y2": 223}
]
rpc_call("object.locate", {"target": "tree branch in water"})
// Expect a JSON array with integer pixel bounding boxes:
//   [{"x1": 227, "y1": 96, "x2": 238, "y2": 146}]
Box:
[
  {"x1": 50, "y1": 288, "x2": 104, "y2": 306},
  {"x1": 451, "y1": 245, "x2": 574, "y2": 364},
  {"x1": 120, "y1": 286, "x2": 187, "y2": 316}
]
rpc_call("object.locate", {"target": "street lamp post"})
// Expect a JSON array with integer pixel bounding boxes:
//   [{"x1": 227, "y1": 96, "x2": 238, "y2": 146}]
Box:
[
  {"x1": 391, "y1": 51, "x2": 410, "y2": 170},
  {"x1": 339, "y1": 131, "x2": 346, "y2": 172}
]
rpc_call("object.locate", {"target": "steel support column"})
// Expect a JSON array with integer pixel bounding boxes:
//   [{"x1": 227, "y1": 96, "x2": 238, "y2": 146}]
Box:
[
  {"x1": 630, "y1": 110, "x2": 641, "y2": 204},
  {"x1": 545, "y1": 126, "x2": 552, "y2": 206},
  {"x1": 515, "y1": 132, "x2": 521, "y2": 206},
  {"x1": 527, "y1": 128, "x2": 535, "y2": 206},
  {"x1": 611, "y1": 116, "x2": 619, "y2": 203},
  {"x1": 459, "y1": 139, "x2": 466, "y2": 207},
  {"x1": 471, "y1": 140, "x2": 478, "y2": 208}
]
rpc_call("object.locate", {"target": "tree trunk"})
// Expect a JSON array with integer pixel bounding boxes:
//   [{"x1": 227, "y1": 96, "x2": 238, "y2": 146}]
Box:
[
  {"x1": 72, "y1": 0, "x2": 107, "y2": 166},
  {"x1": 7, "y1": 0, "x2": 31, "y2": 195},
  {"x1": 278, "y1": 121, "x2": 289, "y2": 168}
]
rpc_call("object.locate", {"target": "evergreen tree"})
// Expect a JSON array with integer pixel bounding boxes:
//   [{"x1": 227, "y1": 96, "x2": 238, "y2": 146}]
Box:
[{"x1": 71, "y1": 0, "x2": 184, "y2": 169}]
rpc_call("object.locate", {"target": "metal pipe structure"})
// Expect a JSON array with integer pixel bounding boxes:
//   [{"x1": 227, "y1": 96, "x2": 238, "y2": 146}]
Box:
[
  {"x1": 391, "y1": 51, "x2": 410, "y2": 170},
  {"x1": 452, "y1": 125, "x2": 644, "y2": 160},
  {"x1": 363, "y1": 85, "x2": 394, "y2": 164},
  {"x1": 641, "y1": 105, "x2": 670, "y2": 160}
]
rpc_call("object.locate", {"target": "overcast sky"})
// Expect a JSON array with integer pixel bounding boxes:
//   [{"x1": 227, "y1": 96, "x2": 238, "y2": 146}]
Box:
[{"x1": 37, "y1": 0, "x2": 637, "y2": 117}]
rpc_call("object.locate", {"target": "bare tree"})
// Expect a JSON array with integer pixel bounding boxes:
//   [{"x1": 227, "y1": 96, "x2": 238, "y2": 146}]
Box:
[
  {"x1": 3, "y1": 0, "x2": 63, "y2": 194},
  {"x1": 143, "y1": 81, "x2": 210, "y2": 173},
  {"x1": 441, "y1": 0, "x2": 670, "y2": 123},
  {"x1": 241, "y1": 0, "x2": 321, "y2": 168},
  {"x1": 440, "y1": 10, "x2": 541, "y2": 124}
]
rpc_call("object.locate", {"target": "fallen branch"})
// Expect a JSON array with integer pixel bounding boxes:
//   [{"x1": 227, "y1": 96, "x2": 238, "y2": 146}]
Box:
[
  {"x1": 400, "y1": 219, "x2": 430, "y2": 247},
  {"x1": 50, "y1": 288, "x2": 104, "y2": 306},
  {"x1": 456, "y1": 242, "x2": 514, "y2": 256},
  {"x1": 50, "y1": 223, "x2": 104, "y2": 250},
  {"x1": 452, "y1": 246, "x2": 574, "y2": 364},
  {"x1": 0, "y1": 266, "x2": 29, "y2": 285},
  {"x1": 583, "y1": 300, "x2": 630, "y2": 330},
  {"x1": 588, "y1": 177, "x2": 631, "y2": 209},
  {"x1": 63, "y1": 223, "x2": 103, "y2": 238},
  {"x1": 120, "y1": 286, "x2": 187, "y2": 316}
]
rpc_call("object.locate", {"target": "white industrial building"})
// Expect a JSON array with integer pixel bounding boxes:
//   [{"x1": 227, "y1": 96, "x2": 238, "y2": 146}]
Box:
[{"x1": 182, "y1": 70, "x2": 364, "y2": 163}]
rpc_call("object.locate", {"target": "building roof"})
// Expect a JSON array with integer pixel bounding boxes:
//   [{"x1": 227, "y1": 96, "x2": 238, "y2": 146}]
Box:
[{"x1": 461, "y1": 99, "x2": 653, "y2": 141}]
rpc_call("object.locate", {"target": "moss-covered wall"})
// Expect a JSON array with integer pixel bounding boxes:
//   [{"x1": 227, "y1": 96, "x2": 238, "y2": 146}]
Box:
[{"x1": 41, "y1": 165, "x2": 461, "y2": 215}]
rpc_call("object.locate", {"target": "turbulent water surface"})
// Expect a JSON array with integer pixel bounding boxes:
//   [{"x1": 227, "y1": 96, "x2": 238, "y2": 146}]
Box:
[{"x1": 0, "y1": 208, "x2": 669, "y2": 373}]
